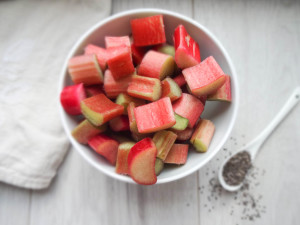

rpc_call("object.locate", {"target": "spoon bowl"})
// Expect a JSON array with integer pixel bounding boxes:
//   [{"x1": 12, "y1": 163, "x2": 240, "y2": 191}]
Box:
[{"x1": 219, "y1": 87, "x2": 300, "y2": 191}]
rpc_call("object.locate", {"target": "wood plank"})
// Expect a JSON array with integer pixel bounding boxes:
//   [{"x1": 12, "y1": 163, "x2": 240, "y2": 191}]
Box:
[
  {"x1": 194, "y1": 0, "x2": 300, "y2": 224},
  {"x1": 0, "y1": 183, "x2": 31, "y2": 225}
]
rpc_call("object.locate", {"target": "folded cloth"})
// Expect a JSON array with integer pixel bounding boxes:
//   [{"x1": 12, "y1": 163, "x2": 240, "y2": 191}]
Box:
[{"x1": 0, "y1": 0, "x2": 111, "y2": 189}]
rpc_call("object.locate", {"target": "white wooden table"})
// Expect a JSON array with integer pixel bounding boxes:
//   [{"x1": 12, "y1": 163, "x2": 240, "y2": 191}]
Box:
[{"x1": 1, "y1": 0, "x2": 300, "y2": 224}]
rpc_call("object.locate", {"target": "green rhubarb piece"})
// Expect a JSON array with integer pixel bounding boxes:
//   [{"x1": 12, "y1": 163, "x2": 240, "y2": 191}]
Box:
[
  {"x1": 153, "y1": 130, "x2": 177, "y2": 161},
  {"x1": 190, "y1": 119, "x2": 215, "y2": 152},
  {"x1": 115, "y1": 93, "x2": 145, "y2": 114},
  {"x1": 171, "y1": 114, "x2": 189, "y2": 131},
  {"x1": 156, "y1": 44, "x2": 175, "y2": 57},
  {"x1": 155, "y1": 158, "x2": 164, "y2": 175}
]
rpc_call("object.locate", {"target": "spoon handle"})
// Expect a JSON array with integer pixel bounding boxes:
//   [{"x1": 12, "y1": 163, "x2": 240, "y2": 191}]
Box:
[{"x1": 249, "y1": 87, "x2": 300, "y2": 158}]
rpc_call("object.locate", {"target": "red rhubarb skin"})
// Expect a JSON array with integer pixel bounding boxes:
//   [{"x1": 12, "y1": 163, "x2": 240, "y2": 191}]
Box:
[
  {"x1": 131, "y1": 44, "x2": 147, "y2": 65},
  {"x1": 173, "y1": 25, "x2": 201, "y2": 69},
  {"x1": 104, "y1": 70, "x2": 133, "y2": 98},
  {"x1": 134, "y1": 97, "x2": 176, "y2": 133},
  {"x1": 105, "y1": 36, "x2": 131, "y2": 49},
  {"x1": 84, "y1": 44, "x2": 107, "y2": 72},
  {"x1": 174, "y1": 127, "x2": 194, "y2": 141},
  {"x1": 82, "y1": 94, "x2": 124, "y2": 123},
  {"x1": 207, "y1": 75, "x2": 232, "y2": 101},
  {"x1": 115, "y1": 147, "x2": 131, "y2": 175},
  {"x1": 127, "y1": 75, "x2": 161, "y2": 101},
  {"x1": 182, "y1": 56, "x2": 226, "y2": 95},
  {"x1": 106, "y1": 46, "x2": 135, "y2": 80},
  {"x1": 173, "y1": 74, "x2": 187, "y2": 87},
  {"x1": 109, "y1": 115, "x2": 130, "y2": 132},
  {"x1": 68, "y1": 54, "x2": 103, "y2": 85},
  {"x1": 127, "y1": 138, "x2": 157, "y2": 185},
  {"x1": 88, "y1": 134, "x2": 119, "y2": 165},
  {"x1": 172, "y1": 93, "x2": 204, "y2": 128},
  {"x1": 131, "y1": 15, "x2": 166, "y2": 46},
  {"x1": 60, "y1": 83, "x2": 86, "y2": 115},
  {"x1": 138, "y1": 50, "x2": 170, "y2": 79},
  {"x1": 161, "y1": 78, "x2": 181, "y2": 101},
  {"x1": 164, "y1": 144, "x2": 189, "y2": 164},
  {"x1": 85, "y1": 85, "x2": 104, "y2": 97}
]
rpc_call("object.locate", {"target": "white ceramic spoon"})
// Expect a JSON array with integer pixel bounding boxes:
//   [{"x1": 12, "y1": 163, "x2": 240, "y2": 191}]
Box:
[{"x1": 219, "y1": 87, "x2": 300, "y2": 192}]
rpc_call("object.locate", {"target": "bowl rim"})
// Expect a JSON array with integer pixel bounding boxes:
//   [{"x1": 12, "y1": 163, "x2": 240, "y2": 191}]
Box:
[{"x1": 58, "y1": 8, "x2": 240, "y2": 184}]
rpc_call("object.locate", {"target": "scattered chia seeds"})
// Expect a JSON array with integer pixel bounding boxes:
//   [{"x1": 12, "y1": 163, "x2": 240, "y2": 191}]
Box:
[{"x1": 222, "y1": 151, "x2": 252, "y2": 186}]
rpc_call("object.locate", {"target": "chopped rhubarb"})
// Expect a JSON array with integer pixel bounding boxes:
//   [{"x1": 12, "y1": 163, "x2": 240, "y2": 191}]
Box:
[
  {"x1": 207, "y1": 75, "x2": 232, "y2": 102},
  {"x1": 131, "y1": 44, "x2": 148, "y2": 65},
  {"x1": 72, "y1": 119, "x2": 107, "y2": 144},
  {"x1": 131, "y1": 15, "x2": 166, "y2": 46},
  {"x1": 115, "y1": 93, "x2": 145, "y2": 114},
  {"x1": 190, "y1": 119, "x2": 215, "y2": 152},
  {"x1": 85, "y1": 85, "x2": 104, "y2": 97},
  {"x1": 134, "y1": 97, "x2": 176, "y2": 133},
  {"x1": 174, "y1": 127, "x2": 194, "y2": 141},
  {"x1": 138, "y1": 50, "x2": 175, "y2": 80},
  {"x1": 172, "y1": 93, "x2": 204, "y2": 128},
  {"x1": 84, "y1": 44, "x2": 107, "y2": 72},
  {"x1": 171, "y1": 114, "x2": 189, "y2": 131},
  {"x1": 127, "y1": 75, "x2": 161, "y2": 101},
  {"x1": 153, "y1": 130, "x2": 177, "y2": 161},
  {"x1": 88, "y1": 134, "x2": 119, "y2": 165},
  {"x1": 105, "y1": 36, "x2": 131, "y2": 51},
  {"x1": 155, "y1": 158, "x2": 164, "y2": 175},
  {"x1": 106, "y1": 46, "x2": 135, "y2": 80},
  {"x1": 127, "y1": 138, "x2": 157, "y2": 185},
  {"x1": 164, "y1": 144, "x2": 188, "y2": 165},
  {"x1": 153, "y1": 44, "x2": 175, "y2": 57},
  {"x1": 161, "y1": 77, "x2": 182, "y2": 101},
  {"x1": 173, "y1": 74, "x2": 186, "y2": 87},
  {"x1": 60, "y1": 83, "x2": 86, "y2": 115},
  {"x1": 173, "y1": 25, "x2": 201, "y2": 69},
  {"x1": 81, "y1": 94, "x2": 124, "y2": 126},
  {"x1": 68, "y1": 54, "x2": 103, "y2": 85},
  {"x1": 115, "y1": 142, "x2": 135, "y2": 175},
  {"x1": 182, "y1": 56, "x2": 226, "y2": 97},
  {"x1": 109, "y1": 115, "x2": 130, "y2": 132},
  {"x1": 103, "y1": 69, "x2": 133, "y2": 98}
]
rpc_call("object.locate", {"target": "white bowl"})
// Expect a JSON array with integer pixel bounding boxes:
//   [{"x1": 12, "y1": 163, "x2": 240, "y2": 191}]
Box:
[{"x1": 58, "y1": 8, "x2": 239, "y2": 184}]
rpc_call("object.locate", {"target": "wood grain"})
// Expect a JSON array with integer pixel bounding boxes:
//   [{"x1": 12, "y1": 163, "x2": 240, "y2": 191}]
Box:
[{"x1": 1, "y1": 0, "x2": 300, "y2": 225}]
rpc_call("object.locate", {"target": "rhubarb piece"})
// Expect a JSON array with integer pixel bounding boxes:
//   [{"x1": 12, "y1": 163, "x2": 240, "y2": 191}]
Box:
[
  {"x1": 161, "y1": 77, "x2": 182, "y2": 101},
  {"x1": 88, "y1": 134, "x2": 119, "y2": 165},
  {"x1": 115, "y1": 93, "x2": 145, "y2": 114},
  {"x1": 153, "y1": 44, "x2": 175, "y2": 57},
  {"x1": 173, "y1": 25, "x2": 201, "y2": 69},
  {"x1": 84, "y1": 44, "x2": 107, "y2": 72},
  {"x1": 131, "y1": 44, "x2": 147, "y2": 65},
  {"x1": 81, "y1": 94, "x2": 124, "y2": 126},
  {"x1": 71, "y1": 119, "x2": 107, "y2": 144},
  {"x1": 115, "y1": 142, "x2": 135, "y2": 175},
  {"x1": 60, "y1": 83, "x2": 86, "y2": 115},
  {"x1": 68, "y1": 54, "x2": 103, "y2": 85},
  {"x1": 190, "y1": 119, "x2": 215, "y2": 152},
  {"x1": 127, "y1": 75, "x2": 161, "y2": 101},
  {"x1": 134, "y1": 97, "x2": 176, "y2": 133},
  {"x1": 138, "y1": 50, "x2": 175, "y2": 80},
  {"x1": 131, "y1": 15, "x2": 166, "y2": 46},
  {"x1": 182, "y1": 56, "x2": 226, "y2": 97},
  {"x1": 198, "y1": 95, "x2": 207, "y2": 105},
  {"x1": 109, "y1": 115, "x2": 129, "y2": 132},
  {"x1": 172, "y1": 93, "x2": 204, "y2": 128},
  {"x1": 174, "y1": 127, "x2": 194, "y2": 141},
  {"x1": 106, "y1": 46, "x2": 135, "y2": 80},
  {"x1": 171, "y1": 114, "x2": 189, "y2": 131},
  {"x1": 153, "y1": 130, "x2": 177, "y2": 161},
  {"x1": 164, "y1": 144, "x2": 188, "y2": 165},
  {"x1": 105, "y1": 36, "x2": 131, "y2": 52},
  {"x1": 173, "y1": 74, "x2": 186, "y2": 87},
  {"x1": 85, "y1": 85, "x2": 104, "y2": 97},
  {"x1": 155, "y1": 158, "x2": 164, "y2": 175},
  {"x1": 207, "y1": 75, "x2": 232, "y2": 102},
  {"x1": 103, "y1": 69, "x2": 133, "y2": 98},
  {"x1": 128, "y1": 138, "x2": 157, "y2": 185}
]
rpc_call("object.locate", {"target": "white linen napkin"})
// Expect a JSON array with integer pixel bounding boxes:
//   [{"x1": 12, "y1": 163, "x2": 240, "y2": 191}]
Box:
[{"x1": 0, "y1": 0, "x2": 111, "y2": 189}]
